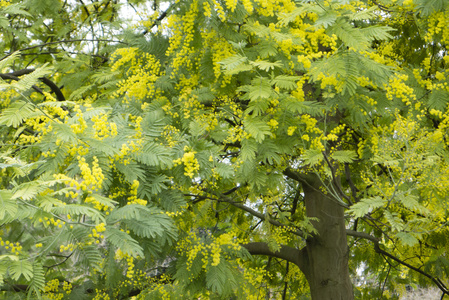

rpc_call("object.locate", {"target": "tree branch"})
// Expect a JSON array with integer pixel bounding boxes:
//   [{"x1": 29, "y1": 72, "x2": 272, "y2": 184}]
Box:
[
  {"x1": 186, "y1": 193, "x2": 306, "y2": 238},
  {"x1": 0, "y1": 39, "x2": 127, "y2": 61},
  {"x1": 0, "y1": 73, "x2": 44, "y2": 94},
  {"x1": 0, "y1": 69, "x2": 65, "y2": 101},
  {"x1": 374, "y1": 243, "x2": 449, "y2": 295},
  {"x1": 345, "y1": 229, "x2": 380, "y2": 243},
  {"x1": 241, "y1": 242, "x2": 306, "y2": 271},
  {"x1": 220, "y1": 195, "x2": 306, "y2": 238},
  {"x1": 344, "y1": 163, "x2": 360, "y2": 202},
  {"x1": 345, "y1": 229, "x2": 449, "y2": 296}
]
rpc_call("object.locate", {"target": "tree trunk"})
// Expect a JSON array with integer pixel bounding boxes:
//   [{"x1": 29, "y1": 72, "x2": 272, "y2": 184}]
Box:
[{"x1": 301, "y1": 178, "x2": 354, "y2": 300}]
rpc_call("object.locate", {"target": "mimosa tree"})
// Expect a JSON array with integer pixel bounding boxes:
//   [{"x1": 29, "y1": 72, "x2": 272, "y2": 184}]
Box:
[{"x1": 1, "y1": 0, "x2": 449, "y2": 299}]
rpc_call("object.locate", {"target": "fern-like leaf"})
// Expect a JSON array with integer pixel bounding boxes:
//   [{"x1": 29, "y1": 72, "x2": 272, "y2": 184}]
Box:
[{"x1": 106, "y1": 227, "x2": 143, "y2": 257}]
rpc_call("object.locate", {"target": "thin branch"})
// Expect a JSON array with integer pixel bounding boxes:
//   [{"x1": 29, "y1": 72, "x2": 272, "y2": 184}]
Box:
[
  {"x1": 142, "y1": 4, "x2": 176, "y2": 35},
  {"x1": 346, "y1": 228, "x2": 449, "y2": 296},
  {"x1": 1, "y1": 39, "x2": 127, "y2": 61},
  {"x1": 0, "y1": 70, "x2": 65, "y2": 101},
  {"x1": 374, "y1": 243, "x2": 449, "y2": 295},
  {"x1": 186, "y1": 193, "x2": 306, "y2": 238},
  {"x1": 44, "y1": 252, "x2": 73, "y2": 269},
  {"x1": 322, "y1": 151, "x2": 352, "y2": 204},
  {"x1": 221, "y1": 195, "x2": 305, "y2": 238},
  {"x1": 0, "y1": 73, "x2": 44, "y2": 94}
]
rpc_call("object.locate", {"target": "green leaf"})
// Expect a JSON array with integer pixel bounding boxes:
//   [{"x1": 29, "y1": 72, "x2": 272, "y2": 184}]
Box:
[
  {"x1": 349, "y1": 6, "x2": 377, "y2": 21},
  {"x1": 206, "y1": 262, "x2": 237, "y2": 297},
  {"x1": 428, "y1": 89, "x2": 449, "y2": 110},
  {"x1": 106, "y1": 227, "x2": 143, "y2": 257},
  {"x1": 74, "y1": 244, "x2": 103, "y2": 271},
  {"x1": 9, "y1": 260, "x2": 33, "y2": 281},
  {"x1": 115, "y1": 161, "x2": 145, "y2": 183},
  {"x1": 315, "y1": 10, "x2": 337, "y2": 28},
  {"x1": 302, "y1": 149, "x2": 323, "y2": 166},
  {"x1": 331, "y1": 150, "x2": 358, "y2": 163},
  {"x1": 52, "y1": 122, "x2": 78, "y2": 143},
  {"x1": 349, "y1": 196, "x2": 385, "y2": 218},
  {"x1": 250, "y1": 60, "x2": 283, "y2": 71},
  {"x1": 0, "y1": 101, "x2": 38, "y2": 128},
  {"x1": 106, "y1": 204, "x2": 149, "y2": 221},
  {"x1": 12, "y1": 64, "x2": 52, "y2": 92},
  {"x1": 0, "y1": 190, "x2": 17, "y2": 219},
  {"x1": 384, "y1": 211, "x2": 405, "y2": 231},
  {"x1": 243, "y1": 118, "x2": 272, "y2": 143},
  {"x1": 396, "y1": 194, "x2": 430, "y2": 215},
  {"x1": 395, "y1": 232, "x2": 419, "y2": 247},
  {"x1": 27, "y1": 261, "x2": 45, "y2": 297},
  {"x1": 360, "y1": 25, "x2": 395, "y2": 41},
  {"x1": 328, "y1": 19, "x2": 369, "y2": 50},
  {"x1": 242, "y1": 77, "x2": 273, "y2": 101},
  {"x1": 270, "y1": 75, "x2": 301, "y2": 90},
  {"x1": 35, "y1": 195, "x2": 61, "y2": 212},
  {"x1": 12, "y1": 181, "x2": 47, "y2": 200},
  {"x1": 3, "y1": 3, "x2": 32, "y2": 17},
  {"x1": 214, "y1": 163, "x2": 235, "y2": 179},
  {"x1": 0, "y1": 51, "x2": 21, "y2": 71},
  {"x1": 415, "y1": 0, "x2": 447, "y2": 16},
  {"x1": 124, "y1": 210, "x2": 176, "y2": 240},
  {"x1": 218, "y1": 54, "x2": 248, "y2": 71},
  {"x1": 52, "y1": 204, "x2": 105, "y2": 224}
]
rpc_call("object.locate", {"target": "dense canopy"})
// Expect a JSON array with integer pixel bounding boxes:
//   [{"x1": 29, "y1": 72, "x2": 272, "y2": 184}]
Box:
[{"x1": 1, "y1": 0, "x2": 449, "y2": 299}]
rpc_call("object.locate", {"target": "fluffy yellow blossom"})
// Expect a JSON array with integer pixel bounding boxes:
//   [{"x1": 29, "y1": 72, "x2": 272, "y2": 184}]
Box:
[
  {"x1": 175, "y1": 150, "x2": 200, "y2": 178},
  {"x1": 287, "y1": 126, "x2": 297, "y2": 136}
]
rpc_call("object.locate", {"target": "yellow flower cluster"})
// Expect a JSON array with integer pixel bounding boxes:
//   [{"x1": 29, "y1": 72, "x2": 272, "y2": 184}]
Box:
[
  {"x1": 78, "y1": 156, "x2": 104, "y2": 191},
  {"x1": 224, "y1": 0, "x2": 238, "y2": 12},
  {"x1": 89, "y1": 223, "x2": 106, "y2": 244},
  {"x1": 127, "y1": 180, "x2": 147, "y2": 206},
  {"x1": 167, "y1": 0, "x2": 199, "y2": 74},
  {"x1": 424, "y1": 10, "x2": 449, "y2": 45},
  {"x1": 131, "y1": 116, "x2": 143, "y2": 139},
  {"x1": 161, "y1": 125, "x2": 180, "y2": 147},
  {"x1": 126, "y1": 255, "x2": 135, "y2": 278},
  {"x1": 70, "y1": 105, "x2": 88, "y2": 134},
  {"x1": 287, "y1": 126, "x2": 297, "y2": 136},
  {"x1": 93, "y1": 290, "x2": 110, "y2": 300},
  {"x1": 0, "y1": 0, "x2": 10, "y2": 8},
  {"x1": 62, "y1": 281, "x2": 72, "y2": 293},
  {"x1": 174, "y1": 147, "x2": 200, "y2": 178},
  {"x1": 137, "y1": 10, "x2": 159, "y2": 30},
  {"x1": 242, "y1": 0, "x2": 253, "y2": 13},
  {"x1": 203, "y1": 1, "x2": 212, "y2": 17},
  {"x1": 212, "y1": 0, "x2": 226, "y2": 21},
  {"x1": 267, "y1": 119, "x2": 279, "y2": 129},
  {"x1": 300, "y1": 114, "x2": 321, "y2": 134},
  {"x1": 385, "y1": 74, "x2": 416, "y2": 105},
  {"x1": 68, "y1": 144, "x2": 89, "y2": 157},
  {"x1": 44, "y1": 279, "x2": 65, "y2": 300},
  {"x1": 209, "y1": 33, "x2": 236, "y2": 84},
  {"x1": 316, "y1": 72, "x2": 343, "y2": 92},
  {"x1": 39, "y1": 216, "x2": 66, "y2": 228},
  {"x1": 92, "y1": 114, "x2": 117, "y2": 140},
  {"x1": 115, "y1": 249, "x2": 136, "y2": 279},
  {"x1": 0, "y1": 238, "x2": 22, "y2": 255},
  {"x1": 110, "y1": 47, "x2": 139, "y2": 72},
  {"x1": 60, "y1": 243, "x2": 75, "y2": 252},
  {"x1": 242, "y1": 267, "x2": 268, "y2": 299}
]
